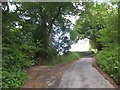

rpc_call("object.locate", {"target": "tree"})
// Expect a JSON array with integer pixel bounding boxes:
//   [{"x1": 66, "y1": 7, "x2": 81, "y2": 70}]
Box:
[
  {"x1": 18, "y1": 2, "x2": 82, "y2": 57},
  {"x1": 77, "y1": 2, "x2": 120, "y2": 84},
  {"x1": 1, "y1": 2, "x2": 85, "y2": 88},
  {"x1": 74, "y1": 2, "x2": 114, "y2": 51}
]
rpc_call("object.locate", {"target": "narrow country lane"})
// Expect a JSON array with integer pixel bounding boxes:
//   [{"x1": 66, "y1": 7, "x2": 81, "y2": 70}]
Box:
[{"x1": 58, "y1": 58, "x2": 114, "y2": 88}]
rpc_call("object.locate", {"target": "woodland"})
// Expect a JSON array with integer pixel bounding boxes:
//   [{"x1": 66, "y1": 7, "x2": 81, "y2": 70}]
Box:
[{"x1": 2, "y1": 1, "x2": 120, "y2": 88}]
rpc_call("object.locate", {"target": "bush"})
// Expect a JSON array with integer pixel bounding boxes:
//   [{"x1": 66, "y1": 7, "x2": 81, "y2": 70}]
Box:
[
  {"x1": 45, "y1": 52, "x2": 80, "y2": 65},
  {"x1": 3, "y1": 48, "x2": 34, "y2": 71},
  {"x1": 96, "y1": 47, "x2": 120, "y2": 84},
  {"x1": 2, "y1": 33, "x2": 38, "y2": 88},
  {"x1": 2, "y1": 70, "x2": 28, "y2": 88}
]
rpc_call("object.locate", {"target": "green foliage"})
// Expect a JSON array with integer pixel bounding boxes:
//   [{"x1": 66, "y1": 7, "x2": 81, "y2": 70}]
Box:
[
  {"x1": 45, "y1": 52, "x2": 80, "y2": 65},
  {"x1": 74, "y1": 2, "x2": 118, "y2": 51},
  {"x1": 70, "y1": 29, "x2": 80, "y2": 43},
  {"x1": 2, "y1": 35, "x2": 37, "y2": 88},
  {"x1": 2, "y1": 7, "x2": 38, "y2": 88},
  {"x1": 3, "y1": 46, "x2": 35, "y2": 71},
  {"x1": 94, "y1": 2, "x2": 119, "y2": 84},
  {"x1": 2, "y1": 2, "x2": 82, "y2": 88},
  {"x1": 96, "y1": 47, "x2": 120, "y2": 84},
  {"x1": 36, "y1": 47, "x2": 57, "y2": 59},
  {"x1": 21, "y1": 2, "x2": 79, "y2": 55},
  {"x1": 2, "y1": 70, "x2": 28, "y2": 88},
  {"x1": 75, "y1": 2, "x2": 119, "y2": 84}
]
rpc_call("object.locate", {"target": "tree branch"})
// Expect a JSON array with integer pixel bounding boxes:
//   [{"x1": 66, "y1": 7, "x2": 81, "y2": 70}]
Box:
[{"x1": 49, "y1": 7, "x2": 62, "y2": 33}]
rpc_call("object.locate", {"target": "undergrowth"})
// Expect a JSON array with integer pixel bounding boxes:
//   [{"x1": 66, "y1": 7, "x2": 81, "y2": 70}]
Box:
[
  {"x1": 96, "y1": 47, "x2": 120, "y2": 84},
  {"x1": 44, "y1": 52, "x2": 80, "y2": 65}
]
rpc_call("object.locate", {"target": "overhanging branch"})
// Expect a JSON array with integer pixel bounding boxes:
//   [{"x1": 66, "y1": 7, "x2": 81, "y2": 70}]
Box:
[{"x1": 49, "y1": 7, "x2": 62, "y2": 33}]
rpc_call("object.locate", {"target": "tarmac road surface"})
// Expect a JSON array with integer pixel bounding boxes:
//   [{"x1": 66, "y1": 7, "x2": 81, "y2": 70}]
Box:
[{"x1": 58, "y1": 58, "x2": 114, "y2": 88}]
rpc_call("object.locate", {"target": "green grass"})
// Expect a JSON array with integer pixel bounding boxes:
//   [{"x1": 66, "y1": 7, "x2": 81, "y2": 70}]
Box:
[{"x1": 45, "y1": 52, "x2": 81, "y2": 65}]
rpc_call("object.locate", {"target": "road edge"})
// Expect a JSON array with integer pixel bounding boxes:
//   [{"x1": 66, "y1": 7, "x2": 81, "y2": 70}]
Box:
[{"x1": 92, "y1": 57, "x2": 119, "y2": 88}]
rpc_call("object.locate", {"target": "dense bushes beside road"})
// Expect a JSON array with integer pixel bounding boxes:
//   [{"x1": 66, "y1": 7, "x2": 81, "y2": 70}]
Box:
[{"x1": 96, "y1": 47, "x2": 120, "y2": 84}]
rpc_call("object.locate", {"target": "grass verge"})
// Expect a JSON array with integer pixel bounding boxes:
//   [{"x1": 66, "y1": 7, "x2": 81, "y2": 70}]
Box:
[{"x1": 45, "y1": 52, "x2": 80, "y2": 65}]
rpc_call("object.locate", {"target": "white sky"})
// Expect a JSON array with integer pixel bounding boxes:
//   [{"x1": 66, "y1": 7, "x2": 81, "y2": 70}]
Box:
[
  {"x1": 69, "y1": 15, "x2": 90, "y2": 52},
  {"x1": 70, "y1": 38, "x2": 90, "y2": 52}
]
